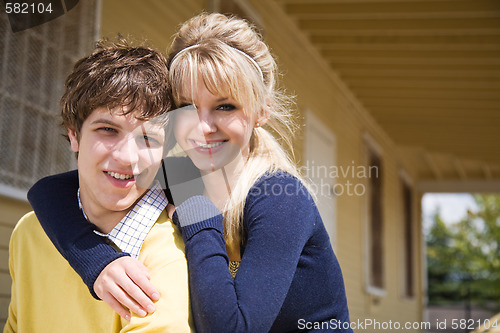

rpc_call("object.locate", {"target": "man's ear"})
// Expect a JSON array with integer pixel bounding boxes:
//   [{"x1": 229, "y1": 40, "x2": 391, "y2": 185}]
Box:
[{"x1": 67, "y1": 128, "x2": 79, "y2": 153}]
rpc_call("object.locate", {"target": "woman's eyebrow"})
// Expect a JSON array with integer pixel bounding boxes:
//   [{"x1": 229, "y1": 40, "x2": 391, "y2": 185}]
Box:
[{"x1": 140, "y1": 122, "x2": 165, "y2": 135}]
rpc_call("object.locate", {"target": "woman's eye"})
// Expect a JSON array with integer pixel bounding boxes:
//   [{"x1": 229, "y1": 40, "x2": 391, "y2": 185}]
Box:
[
  {"x1": 217, "y1": 104, "x2": 236, "y2": 111},
  {"x1": 142, "y1": 135, "x2": 160, "y2": 146}
]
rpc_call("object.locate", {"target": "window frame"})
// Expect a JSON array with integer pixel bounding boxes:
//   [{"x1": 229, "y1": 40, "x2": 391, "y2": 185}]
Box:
[{"x1": 363, "y1": 132, "x2": 386, "y2": 297}]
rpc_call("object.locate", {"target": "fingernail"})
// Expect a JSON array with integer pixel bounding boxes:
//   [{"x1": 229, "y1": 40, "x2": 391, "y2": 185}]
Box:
[
  {"x1": 138, "y1": 309, "x2": 147, "y2": 317},
  {"x1": 151, "y1": 292, "x2": 160, "y2": 301},
  {"x1": 125, "y1": 314, "x2": 131, "y2": 321},
  {"x1": 147, "y1": 305, "x2": 155, "y2": 313}
]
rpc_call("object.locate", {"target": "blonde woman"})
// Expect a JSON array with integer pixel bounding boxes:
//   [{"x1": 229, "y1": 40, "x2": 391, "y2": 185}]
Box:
[{"x1": 28, "y1": 13, "x2": 352, "y2": 332}]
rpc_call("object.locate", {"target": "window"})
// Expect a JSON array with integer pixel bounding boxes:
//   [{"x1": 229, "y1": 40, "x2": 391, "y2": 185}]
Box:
[
  {"x1": 402, "y1": 179, "x2": 414, "y2": 297},
  {"x1": 0, "y1": 1, "x2": 98, "y2": 196},
  {"x1": 368, "y1": 149, "x2": 384, "y2": 290},
  {"x1": 304, "y1": 110, "x2": 337, "y2": 248},
  {"x1": 363, "y1": 134, "x2": 385, "y2": 295}
]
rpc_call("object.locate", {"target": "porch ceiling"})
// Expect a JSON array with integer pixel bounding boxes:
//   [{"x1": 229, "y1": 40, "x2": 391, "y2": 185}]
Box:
[{"x1": 277, "y1": 0, "x2": 500, "y2": 182}]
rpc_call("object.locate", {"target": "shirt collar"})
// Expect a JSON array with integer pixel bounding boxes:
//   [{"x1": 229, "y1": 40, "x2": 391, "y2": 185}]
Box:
[{"x1": 77, "y1": 181, "x2": 167, "y2": 258}]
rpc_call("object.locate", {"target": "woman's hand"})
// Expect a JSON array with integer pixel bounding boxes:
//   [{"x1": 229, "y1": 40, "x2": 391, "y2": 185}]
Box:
[
  {"x1": 166, "y1": 203, "x2": 176, "y2": 220},
  {"x1": 94, "y1": 256, "x2": 160, "y2": 321}
]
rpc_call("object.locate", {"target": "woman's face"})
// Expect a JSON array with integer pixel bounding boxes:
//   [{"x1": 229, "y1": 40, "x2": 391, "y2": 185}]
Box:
[{"x1": 173, "y1": 82, "x2": 256, "y2": 172}]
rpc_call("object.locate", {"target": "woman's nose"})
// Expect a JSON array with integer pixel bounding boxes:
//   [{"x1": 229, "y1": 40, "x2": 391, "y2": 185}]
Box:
[{"x1": 197, "y1": 109, "x2": 217, "y2": 135}]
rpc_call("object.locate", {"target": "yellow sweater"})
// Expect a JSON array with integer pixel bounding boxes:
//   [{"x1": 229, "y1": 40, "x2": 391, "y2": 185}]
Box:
[{"x1": 4, "y1": 211, "x2": 194, "y2": 333}]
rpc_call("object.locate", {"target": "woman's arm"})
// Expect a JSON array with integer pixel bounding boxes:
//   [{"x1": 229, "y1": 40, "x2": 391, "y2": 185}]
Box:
[
  {"x1": 173, "y1": 173, "x2": 317, "y2": 333},
  {"x1": 27, "y1": 170, "x2": 130, "y2": 297}
]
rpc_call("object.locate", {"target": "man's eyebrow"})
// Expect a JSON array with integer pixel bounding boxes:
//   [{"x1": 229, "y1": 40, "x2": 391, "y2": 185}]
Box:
[{"x1": 90, "y1": 119, "x2": 122, "y2": 128}]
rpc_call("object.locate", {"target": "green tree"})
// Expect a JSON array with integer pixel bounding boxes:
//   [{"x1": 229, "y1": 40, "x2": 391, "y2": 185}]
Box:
[
  {"x1": 426, "y1": 194, "x2": 500, "y2": 311},
  {"x1": 427, "y1": 211, "x2": 462, "y2": 304}
]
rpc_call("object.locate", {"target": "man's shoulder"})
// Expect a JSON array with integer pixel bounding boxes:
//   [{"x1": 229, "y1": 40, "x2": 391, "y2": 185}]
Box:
[
  {"x1": 12, "y1": 211, "x2": 44, "y2": 239},
  {"x1": 140, "y1": 210, "x2": 186, "y2": 264},
  {"x1": 10, "y1": 211, "x2": 58, "y2": 257}
]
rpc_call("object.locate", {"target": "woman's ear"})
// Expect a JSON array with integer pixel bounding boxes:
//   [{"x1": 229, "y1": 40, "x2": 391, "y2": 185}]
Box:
[
  {"x1": 67, "y1": 128, "x2": 80, "y2": 153},
  {"x1": 255, "y1": 96, "x2": 272, "y2": 128}
]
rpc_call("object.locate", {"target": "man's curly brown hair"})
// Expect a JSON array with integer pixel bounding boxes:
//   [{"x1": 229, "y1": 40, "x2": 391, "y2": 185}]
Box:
[{"x1": 60, "y1": 37, "x2": 172, "y2": 140}]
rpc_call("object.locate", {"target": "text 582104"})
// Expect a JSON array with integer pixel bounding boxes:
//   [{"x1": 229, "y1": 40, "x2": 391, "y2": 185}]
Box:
[{"x1": 5, "y1": 2, "x2": 54, "y2": 14}]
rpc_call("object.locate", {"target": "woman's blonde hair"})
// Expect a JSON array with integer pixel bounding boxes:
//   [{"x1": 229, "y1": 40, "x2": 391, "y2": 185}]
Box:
[{"x1": 168, "y1": 13, "x2": 310, "y2": 248}]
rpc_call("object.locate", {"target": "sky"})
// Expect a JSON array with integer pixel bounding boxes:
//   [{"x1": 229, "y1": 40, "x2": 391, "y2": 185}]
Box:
[{"x1": 421, "y1": 193, "x2": 479, "y2": 232}]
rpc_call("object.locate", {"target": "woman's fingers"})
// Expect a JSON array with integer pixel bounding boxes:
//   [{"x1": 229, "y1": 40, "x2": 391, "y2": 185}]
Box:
[
  {"x1": 120, "y1": 271, "x2": 157, "y2": 314},
  {"x1": 166, "y1": 203, "x2": 176, "y2": 219},
  {"x1": 94, "y1": 257, "x2": 158, "y2": 318},
  {"x1": 110, "y1": 282, "x2": 147, "y2": 317},
  {"x1": 100, "y1": 292, "x2": 132, "y2": 321},
  {"x1": 127, "y1": 262, "x2": 160, "y2": 305}
]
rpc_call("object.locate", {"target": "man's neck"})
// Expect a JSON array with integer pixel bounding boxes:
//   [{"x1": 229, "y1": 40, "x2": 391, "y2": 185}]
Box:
[
  {"x1": 88, "y1": 211, "x2": 128, "y2": 234},
  {"x1": 78, "y1": 189, "x2": 136, "y2": 234},
  {"x1": 81, "y1": 202, "x2": 130, "y2": 234}
]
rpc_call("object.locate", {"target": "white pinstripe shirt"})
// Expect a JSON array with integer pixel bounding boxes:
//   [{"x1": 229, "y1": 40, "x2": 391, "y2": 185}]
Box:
[{"x1": 77, "y1": 181, "x2": 167, "y2": 258}]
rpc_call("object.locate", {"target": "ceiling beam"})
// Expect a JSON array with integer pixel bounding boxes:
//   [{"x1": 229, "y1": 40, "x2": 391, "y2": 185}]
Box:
[
  {"x1": 423, "y1": 152, "x2": 442, "y2": 180},
  {"x1": 482, "y1": 163, "x2": 492, "y2": 180},
  {"x1": 454, "y1": 159, "x2": 467, "y2": 180},
  {"x1": 309, "y1": 34, "x2": 500, "y2": 45},
  {"x1": 370, "y1": 107, "x2": 500, "y2": 118},
  {"x1": 298, "y1": 17, "x2": 500, "y2": 31},
  {"x1": 355, "y1": 89, "x2": 500, "y2": 100},
  {"x1": 319, "y1": 43, "x2": 500, "y2": 52},
  {"x1": 347, "y1": 78, "x2": 500, "y2": 90},
  {"x1": 364, "y1": 97, "x2": 500, "y2": 109},
  {"x1": 304, "y1": 29, "x2": 500, "y2": 37},
  {"x1": 284, "y1": 1, "x2": 500, "y2": 16},
  {"x1": 417, "y1": 180, "x2": 500, "y2": 193},
  {"x1": 339, "y1": 68, "x2": 500, "y2": 78},
  {"x1": 322, "y1": 49, "x2": 500, "y2": 59}
]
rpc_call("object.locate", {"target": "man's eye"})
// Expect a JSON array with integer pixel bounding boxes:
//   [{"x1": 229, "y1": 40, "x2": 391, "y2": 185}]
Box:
[
  {"x1": 217, "y1": 104, "x2": 236, "y2": 111},
  {"x1": 99, "y1": 127, "x2": 117, "y2": 133}
]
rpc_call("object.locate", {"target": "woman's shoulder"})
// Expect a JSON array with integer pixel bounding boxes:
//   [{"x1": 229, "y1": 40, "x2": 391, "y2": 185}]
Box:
[
  {"x1": 248, "y1": 170, "x2": 313, "y2": 202},
  {"x1": 243, "y1": 170, "x2": 320, "y2": 233}
]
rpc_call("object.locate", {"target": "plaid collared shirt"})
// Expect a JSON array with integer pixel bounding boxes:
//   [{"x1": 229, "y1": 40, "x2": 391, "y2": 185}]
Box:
[{"x1": 77, "y1": 181, "x2": 167, "y2": 259}]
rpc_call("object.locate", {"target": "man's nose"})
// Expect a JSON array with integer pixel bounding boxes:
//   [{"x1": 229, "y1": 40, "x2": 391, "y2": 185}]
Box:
[{"x1": 112, "y1": 135, "x2": 140, "y2": 166}]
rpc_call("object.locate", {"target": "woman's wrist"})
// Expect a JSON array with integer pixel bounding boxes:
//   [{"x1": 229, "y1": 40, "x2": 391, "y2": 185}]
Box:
[{"x1": 172, "y1": 196, "x2": 224, "y2": 241}]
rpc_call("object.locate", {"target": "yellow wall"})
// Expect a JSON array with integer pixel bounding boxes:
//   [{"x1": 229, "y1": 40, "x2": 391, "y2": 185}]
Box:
[
  {"x1": 100, "y1": 0, "x2": 205, "y2": 52},
  {"x1": 0, "y1": 196, "x2": 31, "y2": 324}
]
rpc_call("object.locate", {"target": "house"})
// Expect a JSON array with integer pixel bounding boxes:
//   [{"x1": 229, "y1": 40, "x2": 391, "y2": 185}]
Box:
[{"x1": 1, "y1": 0, "x2": 499, "y2": 331}]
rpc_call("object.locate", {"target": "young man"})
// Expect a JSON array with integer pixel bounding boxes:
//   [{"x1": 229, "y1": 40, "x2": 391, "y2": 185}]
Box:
[{"x1": 4, "y1": 40, "x2": 193, "y2": 332}]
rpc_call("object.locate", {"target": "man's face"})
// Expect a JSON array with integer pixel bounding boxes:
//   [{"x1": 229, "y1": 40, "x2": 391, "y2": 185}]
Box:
[{"x1": 68, "y1": 106, "x2": 165, "y2": 221}]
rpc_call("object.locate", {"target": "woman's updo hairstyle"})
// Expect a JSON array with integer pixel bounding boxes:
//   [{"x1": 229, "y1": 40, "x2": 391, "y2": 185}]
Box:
[{"x1": 167, "y1": 13, "x2": 305, "y2": 248}]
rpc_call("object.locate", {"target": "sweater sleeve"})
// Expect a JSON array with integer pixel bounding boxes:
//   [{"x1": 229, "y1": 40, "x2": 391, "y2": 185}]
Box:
[
  {"x1": 173, "y1": 173, "x2": 316, "y2": 333},
  {"x1": 27, "y1": 170, "x2": 128, "y2": 298}
]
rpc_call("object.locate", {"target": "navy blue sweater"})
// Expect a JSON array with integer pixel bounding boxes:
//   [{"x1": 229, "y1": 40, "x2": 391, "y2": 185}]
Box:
[{"x1": 28, "y1": 168, "x2": 352, "y2": 332}]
